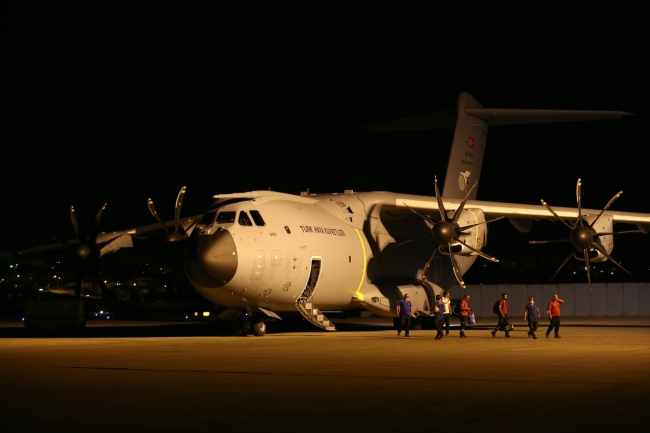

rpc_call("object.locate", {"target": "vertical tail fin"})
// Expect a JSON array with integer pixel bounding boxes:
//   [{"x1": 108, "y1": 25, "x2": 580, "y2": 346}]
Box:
[
  {"x1": 442, "y1": 92, "x2": 488, "y2": 200},
  {"x1": 364, "y1": 92, "x2": 630, "y2": 201}
]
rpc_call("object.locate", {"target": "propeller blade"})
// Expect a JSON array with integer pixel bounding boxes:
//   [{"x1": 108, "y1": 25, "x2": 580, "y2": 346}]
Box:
[
  {"x1": 541, "y1": 200, "x2": 574, "y2": 230},
  {"x1": 421, "y1": 249, "x2": 437, "y2": 281},
  {"x1": 458, "y1": 216, "x2": 505, "y2": 231},
  {"x1": 434, "y1": 176, "x2": 447, "y2": 221},
  {"x1": 70, "y1": 206, "x2": 80, "y2": 237},
  {"x1": 576, "y1": 178, "x2": 583, "y2": 227},
  {"x1": 174, "y1": 186, "x2": 187, "y2": 232},
  {"x1": 584, "y1": 248, "x2": 591, "y2": 289},
  {"x1": 403, "y1": 203, "x2": 438, "y2": 226},
  {"x1": 551, "y1": 249, "x2": 576, "y2": 282},
  {"x1": 50, "y1": 236, "x2": 74, "y2": 248},
  {"x1": 455, "y1": 238, "x2": 499, "y2": 262},
  {"x1": 75, "y1": 273, "x2": 83, "y2": 299},
  {"x1": 95, "y1": 203, "x2": 107, "y2": 229},
  {"x1": 147, "y1": 198, "x2": 169, "y2": 232},
  {"x1": 590, "y1": 242, "x2": 632, "y2": 276},
  {"x1": 529, "y1": 239, "x2": 571, "y2": 244},
  {"x1": 451, "y1": 181, "x2": 478, "y2": 225},
  {"x1": 396, "y1": 235, "x2": 432, "y2": 247},
  {"x1": 594, "y1": 230, "x2": 644, "y2": 236},
  {"x1": 589, "y1": 191, "x2": 623, "y2": 229},
  {"x1": 448, "y1": 244, "x2": 466, "y2": 289},
  {"x1": 454, "y1": 238, "x2": 499, "y2": 263}
]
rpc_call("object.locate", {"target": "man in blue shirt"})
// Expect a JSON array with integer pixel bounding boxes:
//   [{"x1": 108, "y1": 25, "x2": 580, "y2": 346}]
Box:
[
  {"x1": 434, "y1": 295, "x2": 445, "y2": 340},
  {"x1": 524, "y1": 297, "x2": 540, "y2": 339},
  {"x1": 396, "y1": 294, "x2": 413, "y2": 337}
]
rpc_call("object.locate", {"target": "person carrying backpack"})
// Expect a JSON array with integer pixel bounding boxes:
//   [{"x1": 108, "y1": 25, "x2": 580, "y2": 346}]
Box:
[{"x1": 491, "y1": 293, "x2": 511, "y2": 338}]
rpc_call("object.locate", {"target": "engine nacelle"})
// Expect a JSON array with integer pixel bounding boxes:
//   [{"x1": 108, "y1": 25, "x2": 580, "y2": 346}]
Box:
[
  {"x1": 575, "y1": 214, "x2": 614, "y2": 262},
  {"x1": 442, "y1": 208, "x2": 487, "y2": 256}
]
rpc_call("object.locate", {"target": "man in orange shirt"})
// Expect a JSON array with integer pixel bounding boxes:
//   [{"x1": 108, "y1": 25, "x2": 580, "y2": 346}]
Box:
[
  {"x1": 459, "y1": 294, "x2": 472, "y2": 338},
  {"x1": 491, "y1": 293, "x2": 511, "y2": 338},
  {"x1": 546, "y1": 294, "x2": 565, "y2": 338}
]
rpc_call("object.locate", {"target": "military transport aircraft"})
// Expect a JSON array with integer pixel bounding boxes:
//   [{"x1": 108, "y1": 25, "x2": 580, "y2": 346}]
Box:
[{"x1": 21, "y1": 92, "x2": 650, "y2": 336}]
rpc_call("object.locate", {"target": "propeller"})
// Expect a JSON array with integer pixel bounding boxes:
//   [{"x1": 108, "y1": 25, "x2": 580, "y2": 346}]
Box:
[
  {"x1": 147, "y1": 186, "x2": 200, "y2": 243},
  {"x1": 53, "y1": 203, "x2": 121, "y2": 298},
  {"x1": 530, "y1": 178, "x2": 644, "y2": 287},
  {"x1": 401, "y1": 176, "x2": 502, "y2": 288},
  {"x1": 147, "y1": 187, "x2": 202, "y2": 297}
]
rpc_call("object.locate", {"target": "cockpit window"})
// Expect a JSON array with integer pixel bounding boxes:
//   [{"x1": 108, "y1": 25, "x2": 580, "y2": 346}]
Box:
[
  {"x1": 250, "y1": 210, "x2": 266, "y2": 226},
  {"x1": 216, "y1": 211, "x2": 236, "y2": 224},
  {"x1": 199, "y1": 212, "x2": 216, "y2": 225},
  {"x1": 238, "y1": 211, "x2": 253, "y2": 226}
]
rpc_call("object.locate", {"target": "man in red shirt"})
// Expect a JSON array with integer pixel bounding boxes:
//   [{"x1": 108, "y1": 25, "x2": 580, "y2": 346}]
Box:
[
  {"x1": 546, "y1": 294, "x2": 565, "y2": 338},
  {"x1": 459, "y1": 294, "x2": 471, "y2": 338},
  {"x1": 491, "y1": 293, "x2": 511, "y2": 338}
]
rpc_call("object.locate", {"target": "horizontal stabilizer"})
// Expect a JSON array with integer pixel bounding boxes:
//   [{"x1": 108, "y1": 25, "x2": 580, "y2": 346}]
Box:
[
  {"x1": 465, "y1": 108, "x2": 632, "y2": 126},
  {"x1": 364, "y1": 110, "x2": 456, "y2": 131},
  {"x1": 364, "y1": 108, "x2": 631, "y2": 131}
]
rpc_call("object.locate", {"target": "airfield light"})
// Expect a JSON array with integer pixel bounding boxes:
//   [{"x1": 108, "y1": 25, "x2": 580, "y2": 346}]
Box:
[
  {"x1": 203, "y1": 312, "x2": 210, "y2": 317},
  {"x1": 185, "y1": 316, "x2": 189, "y2": 319},
  {"x1": 194, "y1": 312, "x2": 198, "y2": 316},
  {"x1": 39, "y1": 288, "x2": 43, "y2": 292},
  {"x1": 107, "y1": 316, "x2": 110, "y2": 319},
  {"x1": 21, "y1": 318, "x2": 24, "y2": 321},
  {"x1": 86, "y1": 295, "x2": 89, "y2": 297},
  {"x1": 100, "y1": 311, "x2": 104, "y2": 314}
]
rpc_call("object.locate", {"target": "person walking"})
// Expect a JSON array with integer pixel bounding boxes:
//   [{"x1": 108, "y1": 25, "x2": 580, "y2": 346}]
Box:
[
  {"x1": 546, "y1": 294, "x2": 565, "y2": 338},
  {"x1": 524, "y1": 297, "x2": 540, "y2": 339},
  {"x1": 459, "y1": 294, "x2": 471, "y2": 338},
  {"x1": 441, "y1": 290, "x2": 452, "y2": 336},
  {"x1": 396, "y1": 293, "x2": 413, "y2": 337},
  {"x1": 491, "y1": 293, "x2": 510, "y2": 338},
  {"x1": 434, "y1": 295, "x2": 445, "y2": 339}
]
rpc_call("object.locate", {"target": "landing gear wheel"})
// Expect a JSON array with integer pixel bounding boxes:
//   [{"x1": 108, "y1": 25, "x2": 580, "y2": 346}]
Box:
[{"x1": 252, "y1": 320, "x2": 266, "y2": 337}]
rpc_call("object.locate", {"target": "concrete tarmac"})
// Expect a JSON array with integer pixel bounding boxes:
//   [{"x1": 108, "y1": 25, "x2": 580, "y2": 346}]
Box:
[{"x1": 1, "y1": 319, "x2": 649, "y2": 433}]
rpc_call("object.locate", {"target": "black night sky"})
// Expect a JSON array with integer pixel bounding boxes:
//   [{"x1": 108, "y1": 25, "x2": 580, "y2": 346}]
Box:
[{"x1": 3, "y1": 4, "x2": 649, "y2": 281}]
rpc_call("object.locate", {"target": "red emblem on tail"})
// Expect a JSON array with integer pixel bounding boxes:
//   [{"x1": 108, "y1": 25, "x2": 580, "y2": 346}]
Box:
[{"x1": 468, "y1": 137, "x2": 474, "y2": 148}]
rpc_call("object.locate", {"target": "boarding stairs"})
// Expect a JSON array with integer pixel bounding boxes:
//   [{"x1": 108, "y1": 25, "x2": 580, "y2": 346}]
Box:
[{"x1": 296, "y1": 298, "x2": 336, "y2": 331}]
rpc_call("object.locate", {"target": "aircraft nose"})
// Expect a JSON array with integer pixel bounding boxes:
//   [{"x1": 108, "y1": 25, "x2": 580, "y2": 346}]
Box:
[{"x1": 185, "y1": 228, "x2": 238, "y2": 288}]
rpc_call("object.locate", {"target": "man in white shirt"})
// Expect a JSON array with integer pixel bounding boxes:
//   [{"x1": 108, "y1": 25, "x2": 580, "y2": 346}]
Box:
[{"x1": 442, "y1": 290, "x2": 452, "y2": 337}]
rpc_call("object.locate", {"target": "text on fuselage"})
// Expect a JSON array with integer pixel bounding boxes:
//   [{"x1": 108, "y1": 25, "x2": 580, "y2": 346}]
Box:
[{"x1": 299, "y1": 225, "x2": 346, "y2": 236}]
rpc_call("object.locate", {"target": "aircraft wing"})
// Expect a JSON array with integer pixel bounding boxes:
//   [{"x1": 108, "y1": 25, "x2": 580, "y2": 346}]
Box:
[
  {"x1": 395, "y1": 195, "x2": 650, "y2": 233},
  {"x1": 19, "y1": 216, "x2": 201, "y2": 257}
]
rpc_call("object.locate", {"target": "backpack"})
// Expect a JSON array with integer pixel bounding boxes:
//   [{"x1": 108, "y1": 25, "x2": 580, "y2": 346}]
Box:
[{"x1": 493, "y1": 301, "x2": 501, "y2": 315}]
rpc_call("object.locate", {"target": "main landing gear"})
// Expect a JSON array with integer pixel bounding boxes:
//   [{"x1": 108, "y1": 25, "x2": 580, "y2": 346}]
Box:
[{"x1": 233, "y1": 309, "x2": 267, "y2": 337}]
